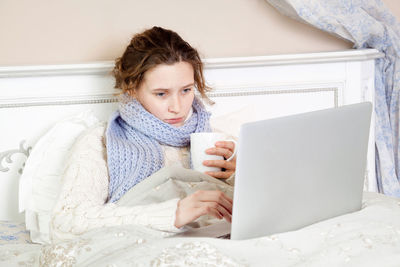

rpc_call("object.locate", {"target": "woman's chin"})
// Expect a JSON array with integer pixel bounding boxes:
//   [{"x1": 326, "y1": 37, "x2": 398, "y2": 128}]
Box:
[{"x1": 170, "y1": 122, "x2": 184, "y2": 127}]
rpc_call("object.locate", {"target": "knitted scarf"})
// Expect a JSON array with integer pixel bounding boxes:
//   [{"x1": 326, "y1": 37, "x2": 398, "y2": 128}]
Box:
[{"x1": 106, "y1": 95, "x2": 211, "y2": 202}]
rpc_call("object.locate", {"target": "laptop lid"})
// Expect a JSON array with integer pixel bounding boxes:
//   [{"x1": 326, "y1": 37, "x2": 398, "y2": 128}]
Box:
[{"x1": 230, "y1": 102, "x2": 372, "y2": 240}]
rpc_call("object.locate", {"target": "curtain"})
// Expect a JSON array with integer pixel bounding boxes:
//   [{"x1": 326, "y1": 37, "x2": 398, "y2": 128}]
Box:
[{"x1": 266, "y1": 0, "x2": 400, "y2": 197}]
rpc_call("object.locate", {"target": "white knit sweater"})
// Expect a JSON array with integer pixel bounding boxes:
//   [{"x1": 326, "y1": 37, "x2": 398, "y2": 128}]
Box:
[{"x1": 50, "y1": 123, "x2": 190, "y2": 241}]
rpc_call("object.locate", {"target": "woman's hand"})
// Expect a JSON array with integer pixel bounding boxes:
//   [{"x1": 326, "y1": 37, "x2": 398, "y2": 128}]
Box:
[
  {"x1": 174, "y1": 190, "x2": 233, "y2": 228},
  {"x1": 203, "y1": 141, "x2": 236, "y2": 179}
]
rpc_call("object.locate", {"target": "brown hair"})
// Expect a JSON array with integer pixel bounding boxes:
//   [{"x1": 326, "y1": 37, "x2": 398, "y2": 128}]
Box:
[{"x1": 113, "y1": 26, "x2": 211, "y2": 100}]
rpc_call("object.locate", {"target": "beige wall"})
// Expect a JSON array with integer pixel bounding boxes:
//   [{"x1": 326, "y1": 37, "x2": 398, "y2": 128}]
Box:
[{"x1": 0, "y1": 0, "x2": 399, "y2": 66}]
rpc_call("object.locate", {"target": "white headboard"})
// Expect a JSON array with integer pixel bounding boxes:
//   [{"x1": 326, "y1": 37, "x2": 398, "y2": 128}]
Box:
[{"x1": 0, "y1": 49, "x2": 383, "y2": 222}]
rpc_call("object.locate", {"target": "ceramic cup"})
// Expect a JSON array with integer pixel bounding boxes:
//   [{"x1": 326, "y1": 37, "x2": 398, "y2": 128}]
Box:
[{"x1": 190, "y1": 132, "x2": 237, "y2": 173}]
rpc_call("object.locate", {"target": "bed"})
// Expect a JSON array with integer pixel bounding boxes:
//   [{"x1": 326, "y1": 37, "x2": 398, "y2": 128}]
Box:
[{"x1": 1, "y1": 49, "x2": 400, "y2": 266}]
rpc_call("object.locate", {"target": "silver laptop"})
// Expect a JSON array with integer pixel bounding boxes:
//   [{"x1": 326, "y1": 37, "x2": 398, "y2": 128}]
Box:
[
  {"x1": 179, "y1": 102, "x2": 372, "y2": 240},
  {"x1": 230, "y1": 102, "x2": 372, "y2": 239}
]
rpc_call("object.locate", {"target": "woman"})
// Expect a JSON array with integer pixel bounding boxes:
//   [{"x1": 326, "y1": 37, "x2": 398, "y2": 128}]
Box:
[{"x1": 50, "y1": 26, "x2": 236, "y2": 241}]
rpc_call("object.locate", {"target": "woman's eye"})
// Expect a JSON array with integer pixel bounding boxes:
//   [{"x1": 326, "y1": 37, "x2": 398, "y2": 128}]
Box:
[
  {"x1": 183, "y1": 88, "x2": 192, "y2": 94},
  {"x1": 156, "y1": 92, "x2": 165, "y2": 97}
]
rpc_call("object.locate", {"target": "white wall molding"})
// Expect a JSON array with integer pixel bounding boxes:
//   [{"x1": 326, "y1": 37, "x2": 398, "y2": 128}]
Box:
[
  {"x1": 0, "y1": 49, "x2": 383, "y2": 78},
  {"x1": 205, "y1": 49, "x2": 383, "y2": 68},
  {"x1": 0, "y1": 94, "x2": 118, "y2": 109},
  {"x1": 0, "y1": 83, "x2": 339, "y2": 109}
]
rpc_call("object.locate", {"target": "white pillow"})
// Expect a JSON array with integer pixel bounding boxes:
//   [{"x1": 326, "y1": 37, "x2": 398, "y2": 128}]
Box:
[{"x1": 19, "y1": 110, "x2": 100, "y2": 244}]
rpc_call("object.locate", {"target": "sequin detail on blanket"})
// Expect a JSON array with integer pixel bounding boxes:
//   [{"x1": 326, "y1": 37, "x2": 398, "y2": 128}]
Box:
[{"x1": 151, "y1": 241, "x2": 245, "y2": 266}]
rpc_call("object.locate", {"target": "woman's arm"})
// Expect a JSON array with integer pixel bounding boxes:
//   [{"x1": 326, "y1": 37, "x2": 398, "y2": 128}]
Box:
[{"x1": 50, "y1": 125, "x2": 182, "y2": 242}]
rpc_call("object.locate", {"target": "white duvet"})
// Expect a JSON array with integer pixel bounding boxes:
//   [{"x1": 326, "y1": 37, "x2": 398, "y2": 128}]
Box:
[{"x1": 1, "y1": 168, "x2": 400, "y2": 266}]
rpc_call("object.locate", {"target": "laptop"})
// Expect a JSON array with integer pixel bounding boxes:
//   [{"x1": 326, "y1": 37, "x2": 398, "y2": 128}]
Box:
[{"x1": 178, "y1": 102, "x2": 372, "y2": 240}]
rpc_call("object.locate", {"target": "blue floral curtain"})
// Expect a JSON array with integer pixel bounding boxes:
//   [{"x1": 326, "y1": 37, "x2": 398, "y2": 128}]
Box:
[{"x1": 266, "y1": 0, "x2": 400, "y2": 197}]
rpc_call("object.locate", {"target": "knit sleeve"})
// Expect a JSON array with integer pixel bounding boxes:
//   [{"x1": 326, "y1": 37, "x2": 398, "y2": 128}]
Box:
[{"x1": 50, "y1": 124, "x2": 183, "y2": 242}]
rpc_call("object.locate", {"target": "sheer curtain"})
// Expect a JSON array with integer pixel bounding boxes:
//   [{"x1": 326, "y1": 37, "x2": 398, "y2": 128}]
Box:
[{"x1": 266, "y1": 0, "x2": 400, "y2": 197}]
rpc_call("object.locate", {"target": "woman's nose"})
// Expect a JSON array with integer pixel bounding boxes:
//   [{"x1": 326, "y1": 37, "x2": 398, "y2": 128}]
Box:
[{"x1": 168, "y1": 96, "x2": 181, "y2": 113}]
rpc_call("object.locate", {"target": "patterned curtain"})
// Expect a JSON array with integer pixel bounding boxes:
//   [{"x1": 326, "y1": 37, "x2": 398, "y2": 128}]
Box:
[{"x1": 266, "y1": 0, "x2": 400, "y2": 197}]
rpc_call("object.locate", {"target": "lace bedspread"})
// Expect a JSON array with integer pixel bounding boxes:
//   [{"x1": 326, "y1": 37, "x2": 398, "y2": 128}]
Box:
[{"x1": 1, "y1": 190, "x2": 400, "y2": 266}]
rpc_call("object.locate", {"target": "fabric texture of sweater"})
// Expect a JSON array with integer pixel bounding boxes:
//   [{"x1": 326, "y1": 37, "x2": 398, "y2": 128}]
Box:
[{"x1": 50, "y1": 124, "x2": 188, "y2": 242}]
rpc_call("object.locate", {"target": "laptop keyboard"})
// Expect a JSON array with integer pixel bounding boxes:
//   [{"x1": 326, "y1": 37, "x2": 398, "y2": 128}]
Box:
[{"x1": 217, "y1": 233, "x2": 231, "y2": 239}]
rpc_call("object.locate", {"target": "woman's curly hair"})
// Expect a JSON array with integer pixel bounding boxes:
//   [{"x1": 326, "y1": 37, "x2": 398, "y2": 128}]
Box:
[{"x1": 113, "y1": 26, "x2": 211, "y2": 100}]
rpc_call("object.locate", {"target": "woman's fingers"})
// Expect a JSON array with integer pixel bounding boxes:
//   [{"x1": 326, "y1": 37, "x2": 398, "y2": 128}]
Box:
[
  {"x1": 174, "y1": 190, "x2": 233, "y2": 228},
  {"x1": 205, "y1": 142, "x2": 236, "y2": 160},
  {"x1": 193, "y1": 190, "x2": 233, "y2": 212},
  {"x1": 205, "y1": 170, "x2": 234, "y2": 179},
  {"x1": 215, "y1": 141, "x2": 235, "y2": 151},
  {"x1": 203, "y1": 158, "x2": 235, "y2": 179},
  {"x1": 197, "y1": 201, "x2": 232, "y2": 222},
  {"x1": 203, "y1": 141, "x2": 237, "y2": 180},
  {"x1": 203, "y1": 159, "x2": 235, "y2": 179},
  {"x1": 203, "y1": 159, "x2": 235, "y2": 170},
  {"x1": 215, "y1": 203, "x2": 232, "y2": 222},
  {"x1": 203, "y1": 207, "x2": 223, "y2": 220}
]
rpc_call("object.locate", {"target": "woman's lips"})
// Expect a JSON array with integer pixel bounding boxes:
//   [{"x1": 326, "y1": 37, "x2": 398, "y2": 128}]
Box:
[{"x1": 165, "y1": 117, "x2": 184, "y2": 124}]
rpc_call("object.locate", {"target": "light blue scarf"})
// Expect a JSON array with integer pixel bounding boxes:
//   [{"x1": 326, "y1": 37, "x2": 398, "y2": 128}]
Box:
[{"x1": 106, "y1": 95, "x2": 211, "y2": 202}]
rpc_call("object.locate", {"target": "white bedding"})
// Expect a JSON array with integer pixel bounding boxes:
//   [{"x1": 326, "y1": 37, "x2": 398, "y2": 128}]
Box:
[{"x1": 0, "y1": 191, "x2": 399, "y2": 266}]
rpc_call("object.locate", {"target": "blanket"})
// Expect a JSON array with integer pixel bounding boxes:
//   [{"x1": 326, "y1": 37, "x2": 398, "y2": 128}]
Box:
[
  {"x1": 1, "y1": 167, "x2": 400, "y2": 266},
  {"x1": 117, "y1": 166, "x2": 234, "y2": 228}
]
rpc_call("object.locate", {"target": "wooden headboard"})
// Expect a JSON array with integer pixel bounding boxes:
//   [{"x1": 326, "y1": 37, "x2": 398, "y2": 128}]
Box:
[{"x1": 0, "y1": 49, "x2": 383, "y2": 222}]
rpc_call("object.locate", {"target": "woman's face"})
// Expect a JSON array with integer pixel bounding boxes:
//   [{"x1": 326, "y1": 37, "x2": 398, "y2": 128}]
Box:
[{"x1": 135, "y1": 61, "x2": 195, "y2": 127}]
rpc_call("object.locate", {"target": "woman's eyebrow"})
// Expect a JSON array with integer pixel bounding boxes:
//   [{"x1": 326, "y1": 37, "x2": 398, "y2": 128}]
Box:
[
  {"x1": 152, "y1": 83, "x2": 194, "y2": 91},
  {"x1": 181, "y1": 83, "x2": 195, "y2": 89},
  {"x1": 151, "y1": 88, "x2": 169, "y2": 92}
]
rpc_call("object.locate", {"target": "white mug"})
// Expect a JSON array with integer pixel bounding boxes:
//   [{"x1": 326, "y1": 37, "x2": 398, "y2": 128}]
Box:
[{"x1": 190, "y1": 132, "x2": 237, "y2": 173}]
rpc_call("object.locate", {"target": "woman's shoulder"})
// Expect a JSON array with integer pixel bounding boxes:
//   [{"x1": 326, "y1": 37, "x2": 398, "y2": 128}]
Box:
[
  {"x1": 72, "y1": 122, "x2": 107, "y2": 152},
  {"x1": 80, "y1": 122, "x2": 107, "y2": 139}
]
